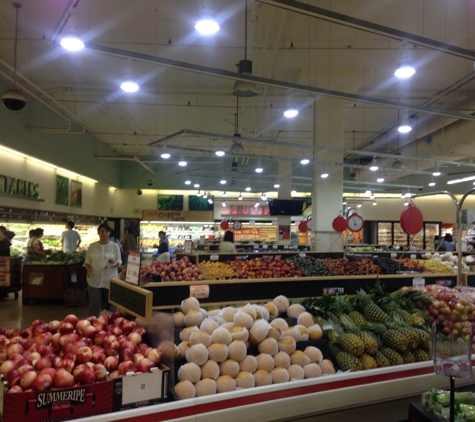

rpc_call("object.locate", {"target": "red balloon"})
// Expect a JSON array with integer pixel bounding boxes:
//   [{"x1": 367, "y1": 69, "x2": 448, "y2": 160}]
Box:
[
  {"x1": 298, "y1": 221, "x2": 308, "y2": 233},
  {"x1": 220, "y1": 221, "x2": 229, "y2": 230}
]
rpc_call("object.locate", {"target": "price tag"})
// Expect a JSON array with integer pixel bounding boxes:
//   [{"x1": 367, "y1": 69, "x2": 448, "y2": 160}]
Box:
[
  {"x1": 262, "y1": 245, "x2": 268, "y2": 249},
  {"x1": 284, "y1": 245, "x2": 289, "y2": 250},
  {"x1": 125, "y1": 252, "x2": 141, "y2": 285},
  {"x1": 272, "y1": 245, "x2": 278, "y2": 250},
  {"x1": 254, "y1": 245, "x2": 259, "y2": 250},
  {"x1": 189, "y1": 285, "x2": 210, "y2": 299},
  {"x1": 210, "y1": 254, "x2": 219, "y2": 261},
  {"x1": 390, "y1": 253, "x2": 397, "y2": 258},
  {"x1": 323, "y1": 287, "x2": 344, "y2": 296},
  {"x1": 184, "y1": 239, "x2": 192, "y2": 254},
  {"x1": 412, "y1": 277, "x2": 425, "y2": 288},
  {"x1": 71, "y1": 273, "x2": 77, "y2": 283},
  {"x1": 249, "y1": 220, "x2": 256, "y2": 225},
  {"x1": 410, "y1": 254, "x2": 417, "y2": 260},
  {"x1": 436, "y1": 279, "x2": 453, "y2": 287},
  {"x1": 299, "y1": 253, "x2": 306, "y2": 258}
]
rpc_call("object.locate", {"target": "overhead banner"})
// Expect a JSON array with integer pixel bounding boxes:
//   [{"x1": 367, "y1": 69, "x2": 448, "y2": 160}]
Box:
[
  {"x1": 142, "y1": 210, "x2": 214, "y2": 222},
  {"x1": 221, "y1": 203, "x2": 270, "y2": 216}
]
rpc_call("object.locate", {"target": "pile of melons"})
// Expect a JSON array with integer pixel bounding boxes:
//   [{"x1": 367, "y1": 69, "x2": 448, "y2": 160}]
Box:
[{"x1": 173, "y1": 296, "x2": 335, "y2": 399}]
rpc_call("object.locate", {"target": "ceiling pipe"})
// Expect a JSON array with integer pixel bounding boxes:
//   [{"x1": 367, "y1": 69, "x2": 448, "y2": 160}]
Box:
[
  {"x1": 133, "y1": 156, "x2": 155, "y2": 174},
  {"x1": 255, "y1": 0, "x2": 475, "y2": 62},
  {"x1": 85, "y1": 43, "x2": 475, "y2": 122}
]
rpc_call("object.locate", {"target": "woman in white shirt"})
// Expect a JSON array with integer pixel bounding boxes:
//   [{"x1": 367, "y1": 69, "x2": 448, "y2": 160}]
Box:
[
  {"x1": 218, "y1": 230, "x2": 237, "y2": 253},
  {"x1": 84, "y1": 223, "x2": 122, "y2": 317}
]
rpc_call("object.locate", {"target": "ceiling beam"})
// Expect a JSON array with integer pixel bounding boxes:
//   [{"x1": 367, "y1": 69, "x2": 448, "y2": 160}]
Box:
[
  {"x1": 133, "y1": 156, "x2": 155, "y2": 174},
  {"x1": 86, "y1": 43, "x2": 475, "y2": 122},
  {"x1": 255, "y1": 0, "x2": 475, "y2": 62}
]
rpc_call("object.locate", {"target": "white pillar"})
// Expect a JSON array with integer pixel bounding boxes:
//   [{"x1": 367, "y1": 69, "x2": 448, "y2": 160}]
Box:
[{"x1": 312, "y1": 96, "x2": 344, "y2": 251}]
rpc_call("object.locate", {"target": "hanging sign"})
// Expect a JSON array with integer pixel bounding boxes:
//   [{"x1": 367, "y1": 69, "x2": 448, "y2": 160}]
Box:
[
  {"x1": 400, "y1": 205, "x2": 424, "y2": 235},
  {"x1": 332, "y1": 215, "x2": 347, "y2": 233},
  {"x1": 125, "y1": 252, "x2": 141, "y2": 285}
]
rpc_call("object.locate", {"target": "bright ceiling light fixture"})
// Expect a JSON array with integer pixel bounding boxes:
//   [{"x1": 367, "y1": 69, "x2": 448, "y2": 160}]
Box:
[
  {"x1": 369, "y1": 158, "x2": 379, "y2": 171},
  {"x1": 433, "y1": 164, "x2": 441, "y2": 177},
  {"x1": 428, "y1": 179, "x2": 436, "y2": 187},
  {"x1": 283, "y1": 93, "x2": 298, "y2": 118},
  {"x1": 357, "y1": 202, "x2": 362, "y2": 208},
  {"x1": 394, "y1": 45, "x2": 415, "y2": 79},
  {"x1": 300, "y1": 150, "x2": 310, "y2": 165},
  {"x1": 372, "y1": 199, "x2": 377, "y2": 206},
  {"x1": 220, "y1": 178, "x2": 226, "y2": 185},
  {"x1": 274, "y1": 182, "x2": 280, "y2": 189},
  {"x1": 120, "y1": 59, "x2": 139, "y2": 93},
  {"x1": 203, "y1": 191, "x2": 208, "y2": 199},
  {"x1": 291, "y1": 188, "x2": 297, "y2": 194},
  {"x1": 245, "y1": 186, "x2": 251, "y2": 191},
  {"x1": 397, "y1": 109, "x2": 412, "y2": 133},
  {"x1": 222, "y1": 201, "x2": 226, "y2": 207},
  {"x1": 405, "y1": 191, "x2": 412, "y2": 198},
  {"x1": 254, "y1": 202, "x2": 259, "y2": 208},
  {"x1": 208, "y1": 197, "x2": 214, "y2": 204},
  {"x1": 185, "y1": 180, "x2": 191, "y2": 185},
  {"x1": 195, "y1": 0, "x2": 220, "y2": 35},
  {"x1": 321, "y1": 168, "x2": 329, "y2": 178},
  {"x1": 370, "y1": 193, "x2": 376, "y2": 199},
  {"x1": 197, "y1": 190, "x2": 202, "y2": 197},
  {"x1": 215, "y1": 141, "x2": 225, "y2": 156},
  {"x1": 232, "y1": 0, "x2": 257, "y2": 97},
  {"x1": 238, "y1": 192, "x2": 243, "y2": 200},
  {"x1": 342, "y1": 198, "x2": 347, "y2": 205},
  {"x1": 261, "y1": 192, "x2": 267, "y2": 201},
  {"x1": 194, "y1": 183, "x2": 200, "y2": 188},
  {"x1": 223, "y1": 191, "x2": 227, "y2": 197},
  {"x1": 230, "y1": 141, "x2": 244, "y2": 154},
  {"x1": 60, "y1": 11, "x2": 84, "y2": 51},
  {"x1": 448, "y1": 175, "x2": 475, "y2": 185},
  {"x1": 377, "y1": 172, "x2": 385, "y2": 183},
  {"x1": 160, "y1": 144, "x2": 171, "y2": 159},
  {"x1": 255, "y1": 159, "x2": 263, "y2": 173},
  {"x1": 178, "y1": 157, "x2": 187, "y2": 167},
  {"x1": 365, "y1": 188, "x2": 372, "y2": 196}
]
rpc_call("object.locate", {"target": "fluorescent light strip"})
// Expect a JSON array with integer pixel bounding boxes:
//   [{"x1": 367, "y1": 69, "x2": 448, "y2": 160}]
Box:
[
  {"x1": 447, "y1": 175, "x2": 475, "y2": 184},
  {"x1": 29, "y1": 157, "x2": 57, "y2": 168},
  {"x1": 0, "y1": 145, "x2": 27, "y2": 157},
  {"x1": 58, "y1": 167, "x2": 79, "y2": 177},
  {"x1": 80, "y1": 176, "x2": 98, "y2": 183}
]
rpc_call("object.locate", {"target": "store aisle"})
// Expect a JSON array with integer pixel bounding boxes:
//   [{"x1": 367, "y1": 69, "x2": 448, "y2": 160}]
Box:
[{"x1": 0, "y1": 291, "x2": 89, "y2": 328}]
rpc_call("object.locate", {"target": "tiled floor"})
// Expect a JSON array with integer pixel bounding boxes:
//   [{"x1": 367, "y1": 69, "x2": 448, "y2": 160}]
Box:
[{"x1": 0, "y1": 290, "x2": 89, "y2": 329}]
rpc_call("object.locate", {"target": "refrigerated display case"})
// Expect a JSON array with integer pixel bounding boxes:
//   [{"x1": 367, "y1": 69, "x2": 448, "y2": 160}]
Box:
[{"x1": 376, "y1": 221, "x2": 441, "y2": 249}]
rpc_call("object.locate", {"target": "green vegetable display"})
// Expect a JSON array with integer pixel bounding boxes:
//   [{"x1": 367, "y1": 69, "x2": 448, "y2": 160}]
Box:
[{"x1": 26, "y1": 250, "x2": 86, "y2": 265}]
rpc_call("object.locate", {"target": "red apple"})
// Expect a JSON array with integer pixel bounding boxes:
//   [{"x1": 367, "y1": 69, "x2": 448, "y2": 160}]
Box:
[
  {"x1": 51, "y1": 356, "x2": 63, "y2": 369},
  {"x1": 103, "y1": 356, "x2": 119, "y2": 372},
  {"x1": 109, "y1": 370, "x2": 121, "y2": 379},
  {"x1": 91, "y1": 349, "x2": 106, "y2": 364},
  {"x1": 132, "y1": 327, "x2": 146, "y2": 337},
  {"x1": 21, "y1": 328, "x2": 31, "y2": 338},
  {"x1": 82, "y1": 326, "x2": 98, "y2": 339},
  {"x1": 63, "y1": 352, "x2": 76, "y2": 362},
  {"x1": 59, "y1": 358, "x2": 75, "y2": 373},
  {"x1": 39, "y1": 367, "x2": 56, "y2": 380},
  {"x1": 32, "y1": 373, "x2": 52, "y2": 391},
  {"x1": 14, "y1": 358, "x2": 31, "y2": 369},
  {"x1": 60, "y1": 332, "x2": 80, "y2": 347},
  {"x1": 104, "y1": 341, "x2": 120, "y2": 357},
  {"x1": 79, "y1": 337, "x2": 93, "y2": 348},
  {"x1": 8, "y1": 385, "x2": 23, "y2": 393},
  {"x1": 47, "y1": 320, "x2": 61, "y2": 333},
  {"x1": 97, "y1": 315, "x2": 111, "y2": 326},
  {"x1": 17, "y1": 364, "x2": 34, "y2": 375},
  {"x1": 51, "y1": 333, "x2": 61, "y2": 349},
  {"x1": 127, "y1": 332, "x2": 142, "y2": 345},
  {"x1": 53, "y1": 368, "x2": 75, "y2": 388},
  {"x1": 34, "y1": 356, "x2": 52, "y2": 371},
  {"x1": 20, "y1": 371, "x2": 37, "y2": 389},
  {"x1": 113, "y1": 317, "x2": 126, "y2": 328},
  {"x1": 59, "y1": 322, "x2": 75, "y2": 336},
  {"x1": 147, "y1": 348, "x2": 163, "y2": 364},
  {"x1": 76, "y1": 346, "x2": 93, "y2": 363},
  {"x1": 35, "y1": 332, "x2": 52, "y2": 345},
  {"x1": 0, "y1": 351, "x2": 8, "y2": 364},
  {"x1": 119, "y1": 348, "x2": 134, "y2": 363},
  {"x1": 64, "y1": 314, "x2": 79, "y2": 327},
  {"x1": 105, "y1": 334, "x2": 118, "y2": 344},
  {"x1": 137, "y1": 358, "x2": 155, "y2": 373},
  {"x1": 120, "y1": 340, "x2": 137, "y2": 354},
  {"x1": 6, "y1": 343, "x2": 23, "y2": 358},
  {"x1": 0, "y1": 360, "x2": 15, "y2": 375},
  {"x1": 32, "y1": 323, "x2": 47, "y2": 337},
  {"x1": 110, "y1": 311, "x2": 123, "y2": 322},
  {"x1": 75, "y1": 320, "x2": 91, "y2": 335},
  {"x1": 71, "y1": 340, "x2": 89, "y2": 354},
  {"x1": 118, "y1": 361, "x2": 135, "y2": 375},
  {"x1": 9, "y1": 353, "x2": 23, "y2": 364},
  {"x1": 109, "y1": 326, "x2": 123, "y2": 337},
  {"x1": 122, "y1": 321, "x2": 137, "y2": 334},
  {"x1": 133, "y1": 353, "x2": 145, "y2": 366},
  {"x1": 86, "y1": 316, "x2": 97, "y2": 324},
  {"x1": 93, "y1": 364, "x2": 107, "y2": 381},
  {"x1": 5, "y1": 369, "x2": 22, "y2": 386},
  {"x1": 75, "y1": 368, "x2": 96, "y2": 385}
]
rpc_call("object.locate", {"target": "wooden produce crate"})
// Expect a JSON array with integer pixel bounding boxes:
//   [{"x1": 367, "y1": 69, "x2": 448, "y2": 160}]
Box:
[
  {"x1": 66, "y1": 263, "x2": 88, "y2": 289},
  {"x1": 0, "y1": 271, "x2": 21, "y2": 288},
  {"x1": 22, "y1": 264, "x2": 68, "y2": 305}
]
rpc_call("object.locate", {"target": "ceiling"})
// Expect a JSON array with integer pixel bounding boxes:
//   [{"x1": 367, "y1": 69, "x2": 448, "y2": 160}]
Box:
[{"x1": 2, "y1": 0, "x2": 475, "y2": 195}]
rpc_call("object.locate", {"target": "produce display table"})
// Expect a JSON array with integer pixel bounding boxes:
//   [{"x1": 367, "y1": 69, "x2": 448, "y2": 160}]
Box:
[
  {"x1": 75, "y1": 360, "x2": 475, "y2": 422},
  {"x1": 22, "y1": 262, "x2": 87, "y2": 305},
  {"x1": 109, "y1": 272, "x2": 458, "y2": 320},
  {"x1": 408, "y1": 402, "x2": 440, "y2": 422}
]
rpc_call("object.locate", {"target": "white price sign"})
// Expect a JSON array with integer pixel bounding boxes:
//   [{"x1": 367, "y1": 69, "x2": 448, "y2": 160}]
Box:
[
  {"x1": 189, "y1": 285, "x2": 210, "y2": 299},
  {"x1": 410, "y1": 254, "x2": 417, "y2": 260},
  {"x1": 273, "y1": 245, "x2": 278, "y2": 250},
  {"x1": 262, "y1": 245, "x2": 268, "y2": 249},
  {"x1": 284, "y1": 245, "x2": 289, "y2": 250},
  {"x1": 412, "y1": 277, "x2": 425, "y2": 288},
  {"x1": 390, "y1": 253, "x2": 397, "y2": 258},
  {"x1": 254, "y1": 245, "x2": 259, "y2": 250},
  {"x1": 210, "y1": 254, "x2": 219, "y2": 262},
  {"x1": 299, "y1": 253, "x2": 306, "y2": 258},
  {"x1": 125, "y1": 252, "x2": 141, "y2": 285}
]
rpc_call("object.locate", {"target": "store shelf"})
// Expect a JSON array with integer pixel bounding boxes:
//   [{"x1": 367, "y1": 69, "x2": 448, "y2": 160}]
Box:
[{"x1": 76, "y1": 360, "x2": 475, "y2": 422}]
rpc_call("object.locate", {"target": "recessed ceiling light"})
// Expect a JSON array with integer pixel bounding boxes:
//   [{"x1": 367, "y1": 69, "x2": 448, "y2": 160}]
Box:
[
  {"x1": 185, "y1": 180, "x2": 191, "y2": 185},
  {"x1": 194, "y1": 183, "x2": 200, "y2": 188},
  {"x1": 220, "y1": 179, "x2": 226, "y2": 185},
  {"x1": 245, "y1": 186, "x2": 251, "y2": 191},
  {"x1": 178, "y1": 157, "x2": 187, "y2": 167},
  {"x1": 255, "y1": 159, "x2": 263, "y2": 173}
]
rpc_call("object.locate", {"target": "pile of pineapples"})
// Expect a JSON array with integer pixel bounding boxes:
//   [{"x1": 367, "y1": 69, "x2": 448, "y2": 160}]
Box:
[{"x1": 300, "y1": 282, "x2": 432, "y2": 372}]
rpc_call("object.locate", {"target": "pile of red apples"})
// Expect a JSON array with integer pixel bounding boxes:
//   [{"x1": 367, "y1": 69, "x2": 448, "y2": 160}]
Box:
[{"x1": 0, "y1": 312, "x2": 163, "y2": 393}]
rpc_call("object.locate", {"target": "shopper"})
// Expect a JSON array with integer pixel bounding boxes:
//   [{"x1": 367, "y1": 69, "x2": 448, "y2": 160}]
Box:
[
  {"x1": 0, "y1": 226, "x2": 14, "y2": 257},
  {"x1": 24, "y1": 228, "x2": 47, "y2": 264},
  {"x1": 83, "y1": 223, "x2": 122, "y2": 317},
  {"x1": 219, "y1": 230, "x2": 237, "y2": 253},
  {"x1": 61, "y1": 221, "x2": 81, "y2": 252},
  {"x1": 121, "y1": 228, "x2": 136, "y2": 258},
  {"x1": 443, "y1": 234, "x2": 456, "y2": 252},
  {"x1": 157, "y1": 231, "x2": 169, "y2": 254}
]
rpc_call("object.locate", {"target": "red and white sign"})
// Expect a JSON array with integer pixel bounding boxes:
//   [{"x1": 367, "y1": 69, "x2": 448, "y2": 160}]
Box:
[
  {"x1": 190, "y1": 285, "x2": 210, "y2": 299},
  {"x1": 125, "y1": 252, "x2": 141, "y2": 285},
  {"x1": 221, "y1": 204, "x2": 270, "y2": 216}
]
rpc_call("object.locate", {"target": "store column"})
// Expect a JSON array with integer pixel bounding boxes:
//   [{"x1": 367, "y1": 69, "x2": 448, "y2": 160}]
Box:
[
  {"x1": 312, "y1": 96, "x2": 344, "y2": 251},
  {"x1": 277, "y1": 159, "x2": 292, "y2": 246}
]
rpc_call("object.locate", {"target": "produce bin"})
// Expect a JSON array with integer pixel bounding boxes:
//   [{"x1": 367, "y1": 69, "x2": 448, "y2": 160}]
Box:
[
  {"x1": 64, "y1": 288, "x2": 88, "y2": 307},
  {"x1": 0, "y1": 257, "x2": 22, "y2": 272}
]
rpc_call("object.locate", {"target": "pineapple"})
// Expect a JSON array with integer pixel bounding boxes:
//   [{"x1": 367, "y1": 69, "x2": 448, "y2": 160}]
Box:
[
  {"x1": 336, "y1": 351, "x2": 362, "y2": 371},
  {"x1": 380, "y1": 347, "x2": 404, "y2": 366},
  {"x1": 413, "y1": 348, "x2": 430, "y2": 362},
  {"x1": 401, "y1": 350, "x2": 416, "y2": 364},
  {"x1": 340, "y1": 333, "x2": 365, "y2": 357},
  {"x1": 399, "y1": 326, "x2": 420, "y2": 349},
  {"x1": 413, "y1": 327, "x2": 431, "y2": 350},
  {"x1": 359, "y1": 331, "x2": 378, "y2": 355},
  {"x1": 349, "y1": 311, "x2": 367, "y2": 329},
  {"x1": 359, "y1": 353, "x2": 377, "y2": 370},
  {"x1": 397, "y1": 309, "x2": 418, "y2": 326},
  {"x1": 381, "y1": 329, "x2": 408, "y2": 353},
  {"x1": 355, "y1": 290, "x2": 389, "y2": 324},
  {"x1": 373, "y1": 351, "x2": 390, "y2": 368}
]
